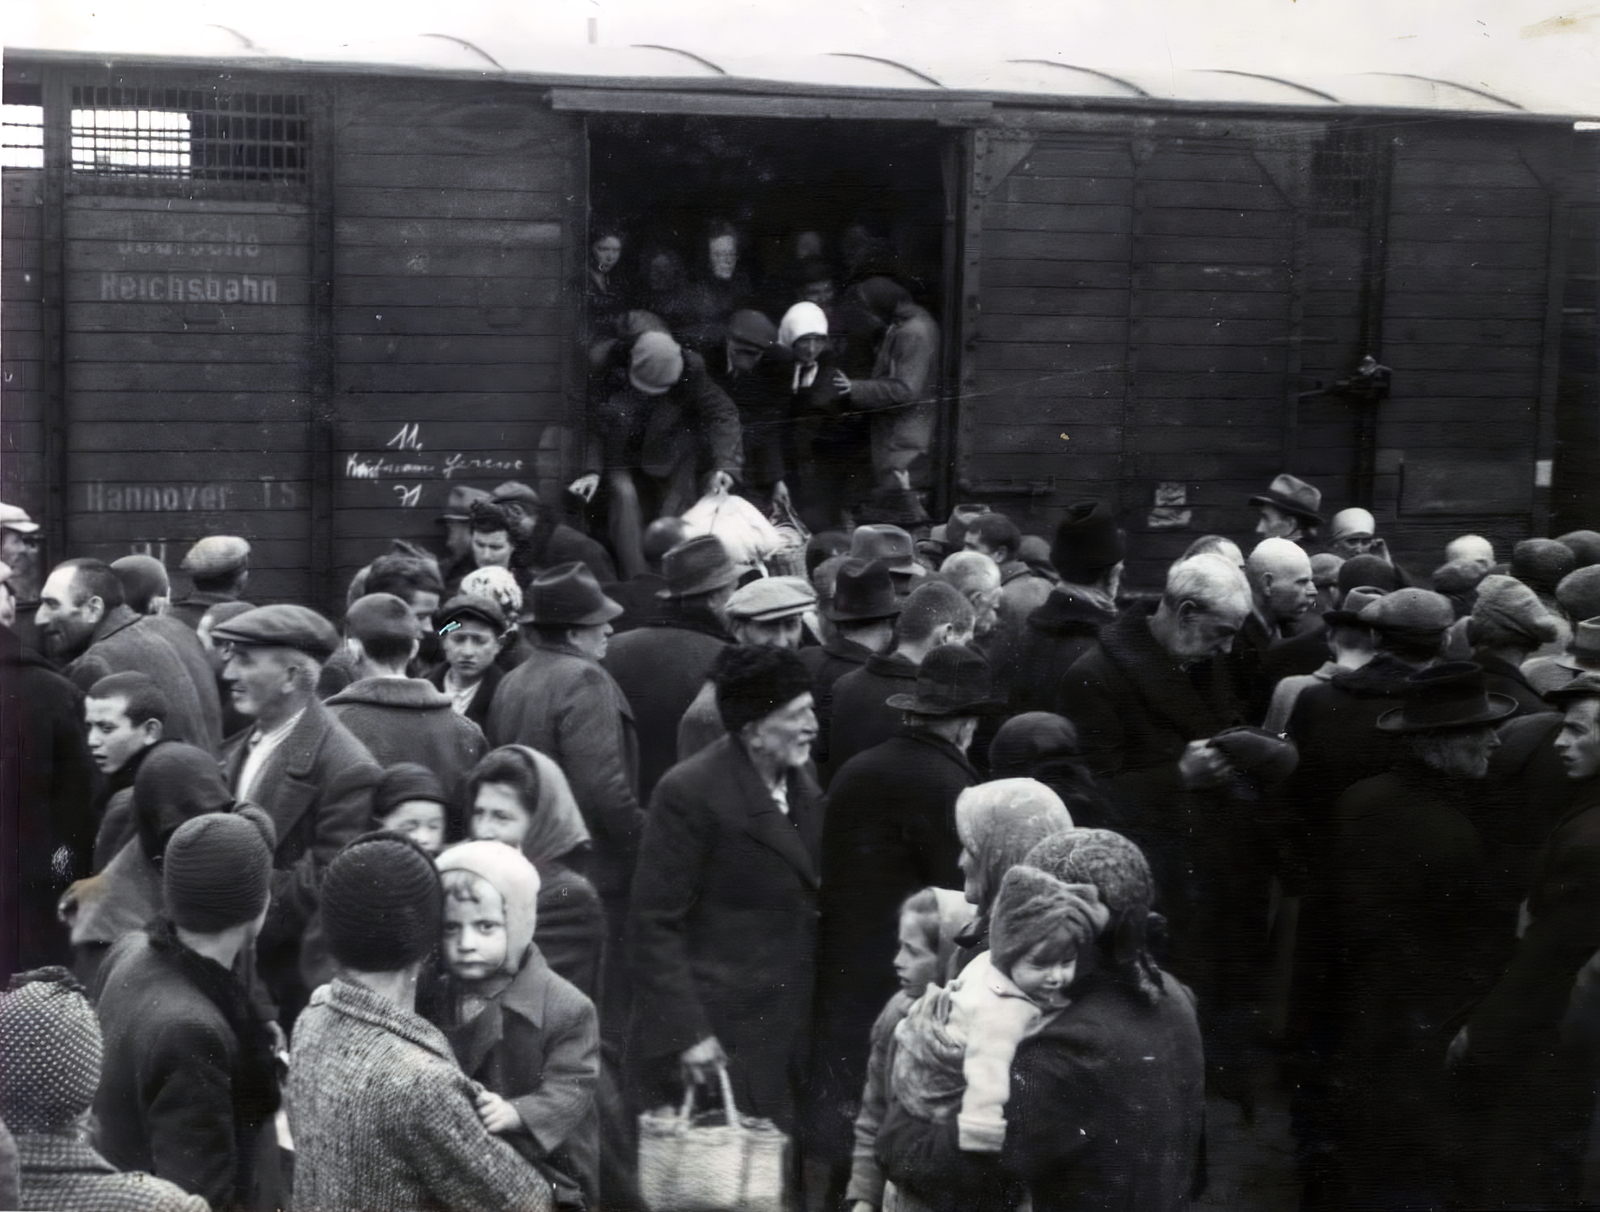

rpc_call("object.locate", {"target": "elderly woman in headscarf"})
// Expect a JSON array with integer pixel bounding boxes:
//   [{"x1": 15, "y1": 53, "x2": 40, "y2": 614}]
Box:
[
  {"x1": 780, "y1": 300, "x2": 872, "y2": 531},
  {"x1": 948, "y1": 778, "x2": 1077, "y2": 977},
  {"x1": 465, "y1": 745, "x2": 603, "y2": 999},
  {"x1": 628, "y1": 645, "x2": 824, "y2": 1140}
]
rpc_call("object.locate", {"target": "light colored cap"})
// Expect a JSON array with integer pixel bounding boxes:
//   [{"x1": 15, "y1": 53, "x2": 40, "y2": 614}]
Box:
[
  {"x1": 0, "y1": 502, "x2": 39, "y2": 533},
  {"x1": 180, "y1": 535, "x2": 250, "y2": 576},
  {"x1": 726, "y1": 576, "x2": 817, "y2": 622},
  {"x1": 1330, "y1": 508, "x2": 1376, "y2": 541}
]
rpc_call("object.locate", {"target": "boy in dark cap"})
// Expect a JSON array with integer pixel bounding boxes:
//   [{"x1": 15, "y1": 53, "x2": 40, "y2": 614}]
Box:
[
  {"x1": 212, "y1": 604, "x2": 381, "y2": 1021},
  {"x1": 288, "y1": 833, "x2": 552, "y2": 1212},
  {"x1": 94, "y1": 809, "x2": 284, "y2": 1212}
]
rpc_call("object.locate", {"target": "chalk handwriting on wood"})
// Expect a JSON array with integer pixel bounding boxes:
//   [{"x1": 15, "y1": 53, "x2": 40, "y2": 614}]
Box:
[
  {"x1": 386, "y1": 423, "x2": 423, "y2": 451},
  {"x1": 394, "y1": 484, "x2": 423, "y2": 508}
]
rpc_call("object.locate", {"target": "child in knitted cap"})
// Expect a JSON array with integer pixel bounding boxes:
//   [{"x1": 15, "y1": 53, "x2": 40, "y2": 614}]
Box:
[
  {"x1": 434, "y1": 840, "x2": 600, "y2": 1209},
  {"x1": 372, "y1": 762, "x2": 449, "y2": 856},
  {"x1": 847, "y1": 887, "x2": 976, "y2": 1212},
  {"x1": 888, "y1": 866, "x2": 1110, "y2": 1154}
]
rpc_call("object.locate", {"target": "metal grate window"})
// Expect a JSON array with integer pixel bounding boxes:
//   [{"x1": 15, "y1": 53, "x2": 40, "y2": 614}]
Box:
[
  {"x1": 69, "y1": 87, "x2": 308, "y2": 190},
  {"x1": 2, "y1": 103, "x2": 44, "y2": 169},
  {"x1": 1309, "y1": 125, "x2": 1386, "y2": 229}
]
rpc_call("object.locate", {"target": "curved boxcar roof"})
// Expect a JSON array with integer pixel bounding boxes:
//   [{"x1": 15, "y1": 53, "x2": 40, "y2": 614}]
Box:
[{"x1": 8, "y1": 27, "x2": 1592, "y2": 121}]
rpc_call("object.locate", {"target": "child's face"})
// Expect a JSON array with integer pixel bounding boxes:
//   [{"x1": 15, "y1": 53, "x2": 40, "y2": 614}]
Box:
[
  {"x1": 380, "y1": 800, "x2": 445, "y2": 856},
  {"x1": 443, "y1": 618, "x2": 500, "y2": 681},
  {"x1": 893, "y1": 913, "x2": 940, "y2": 998},
  {"x1": 1008, "y1": 937, "x2": 1079, "y2": 1012},
  {"x1": 442, "y1": 884, "x2": 509, "y2": 983},
  {"x1": 470, "y1": 782, "x2": 531, "y2": 849}
]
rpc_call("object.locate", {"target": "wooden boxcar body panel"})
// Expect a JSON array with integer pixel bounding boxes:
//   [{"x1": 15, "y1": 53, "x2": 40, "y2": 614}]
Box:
[{"x1": 1, "y1": 52, "x2": 1590, "y2": 605}]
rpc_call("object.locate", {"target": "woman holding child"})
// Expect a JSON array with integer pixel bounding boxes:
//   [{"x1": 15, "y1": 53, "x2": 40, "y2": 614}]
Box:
[{"x1": 871, "y1": 820, "x2": 1205, "y2": 1212}]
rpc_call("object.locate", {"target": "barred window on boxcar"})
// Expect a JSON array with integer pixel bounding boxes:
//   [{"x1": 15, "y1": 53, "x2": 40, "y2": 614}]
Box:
[
  {"x1": 1, "y1": 103, "x2": 43, "y2": 169},
  {"x1": 67, "y1": 86, "x2": 308, "y2": 198}
]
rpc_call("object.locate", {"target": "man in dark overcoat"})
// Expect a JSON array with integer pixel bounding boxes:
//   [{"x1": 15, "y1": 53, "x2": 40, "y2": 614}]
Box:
[
  {"x1": 212, "y1": 605, "x2": 380, "y2": 1022},
  {"x1": 1306, "y1": 663, "x2": 1513, "y2": 1210},
  {"x1": 1009, "y1": 500, "x2": 1123, "y2": 715},
  {"x1": 801, "y1": 558, "x2": 901, "y2": 772},
  {"x1": 811, "y1": 643, "x2": 999, "y2": 1186},
  {"x1": 603, "y1": 536, "x2": 735, "y2": 803},
  {"x1": 1453, "y1": 672, "x2": 1600, "y2": 1208},
  {"x1": 628, "y1": 647, "x2": 823, "y2": 1135},
  {"x1": 36, "y1": 558, "x2": 217, "y2": 755}
]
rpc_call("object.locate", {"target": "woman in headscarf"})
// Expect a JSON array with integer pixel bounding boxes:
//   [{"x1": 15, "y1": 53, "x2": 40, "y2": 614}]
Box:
[
  {"x1": 628, "y1": 645, "x2": 824, "y2": 1141},
  {"x1": 780, "y1": 300, "x2": 871, "y2": 531},
  {"x1": 465, "y1": 745, "x2": 603, "y2": 999},
  {"x1": 948, "y1": 778, "x2": 1076, "y2": 977}
]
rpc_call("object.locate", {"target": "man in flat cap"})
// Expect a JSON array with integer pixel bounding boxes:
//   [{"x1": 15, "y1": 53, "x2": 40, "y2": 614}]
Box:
[
  {"x1": 1452, "y1": 672, "x2": 1600, "y2": 1208},
  {"x1": 36, "y1": 558, "x2": 218, "y2": 755},
  {"x1": 169, "y1": 536, "x2": 251, "y2": 631},
  {"x1": 489, "y1": 481, "x2": 617, "y2": 587},
  {"x1": 0, "y1": 501, "x2": 43, "y2": 610},
  {"x1": 212, "y1": 604, "x2": 382, "y2": 1021},
  {"x1": 676, "y1": 574, "x2": 817, "y2": 762}
]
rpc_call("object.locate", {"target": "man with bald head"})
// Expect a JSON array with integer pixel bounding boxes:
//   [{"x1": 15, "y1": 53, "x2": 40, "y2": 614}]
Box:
[{"x1": 1234, "y1": 537, "x2": 1324, "y2": 720}]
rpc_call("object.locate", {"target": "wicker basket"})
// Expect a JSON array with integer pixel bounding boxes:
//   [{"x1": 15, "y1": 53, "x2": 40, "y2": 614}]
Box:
[{"x1": 637, "y1": 1065, "x2": 789, "y2": 1212}]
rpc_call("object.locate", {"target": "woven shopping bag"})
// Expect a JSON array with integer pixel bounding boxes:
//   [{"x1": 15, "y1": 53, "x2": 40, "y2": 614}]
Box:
[{"x1": 637, "y1": 1063, "x2": 788, "y2": 1212}]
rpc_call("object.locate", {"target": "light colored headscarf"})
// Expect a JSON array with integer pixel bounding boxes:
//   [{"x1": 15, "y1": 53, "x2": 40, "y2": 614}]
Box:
[
  {"x1": 437, "y1": 840, "x2": 542, "y2": 971},
  {"x1": 954, "y1": 778, "x2": 1074, "y2": 912},
  {"x1": 505, "y1": 746, "x2": 590, "y2": 875},
  {"x1": 777, "y1": 301, "x2": 828, "y2": 348}
]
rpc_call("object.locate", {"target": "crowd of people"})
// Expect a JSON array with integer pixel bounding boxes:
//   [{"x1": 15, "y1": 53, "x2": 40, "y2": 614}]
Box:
[{"x1": 6, "y1": 269, "x2": 1600, "y2": 1212}]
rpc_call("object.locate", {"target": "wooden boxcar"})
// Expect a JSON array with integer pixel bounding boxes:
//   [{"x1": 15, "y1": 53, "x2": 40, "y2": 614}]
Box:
[{"x1": 3, "y1": 40, "x2": 1595, "y2": 607}]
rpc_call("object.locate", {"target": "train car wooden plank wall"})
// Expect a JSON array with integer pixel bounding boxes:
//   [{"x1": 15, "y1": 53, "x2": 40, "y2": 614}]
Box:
[
  {"x1": 330, "y1": 80, "x2": 585, "y2": 584},
  {"x1": 62, "y1": 194, "x2": 315, "y2": 600},
  {"x1": 1, "y1": 172, "x2": 46, "y2": 526}
]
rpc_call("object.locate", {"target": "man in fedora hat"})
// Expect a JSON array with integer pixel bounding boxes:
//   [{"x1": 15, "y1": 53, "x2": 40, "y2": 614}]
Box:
[
  {"x1": 849, "y1": 524, "x2": 926, "y2": 595},
  {"x1": 1309, "y1": 662, "x2": 1514, "y2": 1208},
  {"x1": 212, "y1": 604, "x2": 382, "y2": 1022},
  {"x1": 800, "y1": 557, "x2": 902, "y2": 772},
  {"x1": 811, "y1": 642, "x2": 1003, "y2": 1186},
  {"x1": 604, "y1": 535, "x2": 738, "y2": 804},
  {"x1": 488, "y1": 562, "x2": 641, "y2": 912},
  {"x1": 1249, "y1": 473, "x2": 1324, "y2": 547},
  {"x1": 1452, "y1": 672, "x2": 1600, "y2": 1207}
]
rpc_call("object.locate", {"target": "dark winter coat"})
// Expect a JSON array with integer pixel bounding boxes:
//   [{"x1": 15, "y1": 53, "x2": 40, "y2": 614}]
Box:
[
  {"x1": 92, "y1": 924, "x2": 281, "y2": 1211},
  {"x1": 536, "y1": 861, "x2": 606, "y2": 1002},
  {"x1": 1279, "y1": 652, "x2": 1420, "y2": 894},
  {"x1": 425, "y1": 659, "x2": 503, "y2": 736},
  {"x1": 325, "y1": 675, "x2": 487, "y2": 808},
  {"x1": 824, "y1": 650, "x2": 918, "y2": 783},
  {"x1": 1007, "y1": 584, "x2": 1115, "y2": 716},
  {"x1": 811, "y1": 730, "x2": 976, "y2": 1156},
  {"x1": 488, "y1": 641, "x2": 643, "y2": 899},
  {"x1": 166, "y1": 590, "x2": 239, "y2": 633},
  {"x1": 602, "y1": 573, "x2": 670, "y2": 634},
  {"x1": 602, "y1": 606, "x2": 728, "y2": 804},
  {"x1": 444, "y1": 948, "x2": 600, "y2": 1208},
  {"x1": 1, "y1": 623, "x2": 98, "y2": 975},
  {"x1": 1058, "y1": 605, "x2": 1245, "y2": 876},
  {"x1": 790, "y1": 351, "x2": 872, "y2": 530},
  {"x1": 64, "y1": 606, "x2": 216, "y2": 756},
  {"x1": 219, "y1": 698, "x2": 381, "y2": 1009},
  {"x1": 585, "y1": 348, "x2": 743, "y2": 487},
  {"x1": 800, "y1": 634, "x2": 879, "y2": 771},
  {"x1": 1003, "y1": 971, "x2": 1205, "y2": 1212},
  {"x1": 709, "y1": 353, "x2": 790, "y2": 493},
  {"x1": 1473, "y1": 649, "x2": 1550, "y2": 718},
  {"x1": 628, "y1": 735, "x2": 824, "y2": 1131},
  {"x1": 143, "y1": 613, "x2": 225, "y2": 752}
]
